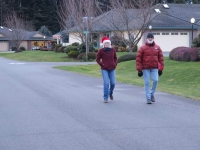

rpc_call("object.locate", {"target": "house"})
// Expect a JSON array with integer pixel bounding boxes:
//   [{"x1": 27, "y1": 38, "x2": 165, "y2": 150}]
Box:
[
  {"x1": 0, "y1": 26, "x2": 53, "y2": 51},
  {"x1": 66, "y1": 3, "x2": 200, "y2": 52}
]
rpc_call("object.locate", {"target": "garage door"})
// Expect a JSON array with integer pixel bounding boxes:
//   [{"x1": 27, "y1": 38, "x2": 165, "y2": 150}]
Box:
[
  {"x1": 153, "y1": 32, "x2": 189, "y2": 52},
  {"x1": 0, "y1": 41, "x2": 9, "y2": 51}
]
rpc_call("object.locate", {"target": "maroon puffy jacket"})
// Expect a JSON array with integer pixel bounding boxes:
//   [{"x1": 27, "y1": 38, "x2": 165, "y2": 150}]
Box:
[
  {"x1": 136, "y1": 42, "x2": 164, "y2": 71},
  {"x1": 96, "y1": 48, "x2": 117, "y2": 70}
]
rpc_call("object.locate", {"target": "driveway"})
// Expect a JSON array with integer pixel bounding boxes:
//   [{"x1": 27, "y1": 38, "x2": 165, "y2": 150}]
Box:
[{"x1": 0, "y1": 57, "x2": 199, "y2": 150}]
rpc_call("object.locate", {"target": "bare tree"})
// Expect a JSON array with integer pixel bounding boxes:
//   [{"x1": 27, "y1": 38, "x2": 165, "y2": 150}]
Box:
[
  {"x1": 96, "y1": 0, "x2": 159, "y2": 53},
  {"x1": 4, "y1": 11, "x2": 29, "y2": 52},
  {"x1": 57, "y1": 0, "x2": 100, "y2": 44}
]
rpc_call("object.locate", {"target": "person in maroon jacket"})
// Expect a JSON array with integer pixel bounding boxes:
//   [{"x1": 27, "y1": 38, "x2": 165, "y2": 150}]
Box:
[
  {"x1": 136, "y1": 33, "x2": 164, "y2": 104},
  {"x1": 96, "y1": 36, "x2": 118, "y2": 103}
]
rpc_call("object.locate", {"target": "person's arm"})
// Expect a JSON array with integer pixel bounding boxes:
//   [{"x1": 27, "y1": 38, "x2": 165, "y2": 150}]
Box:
[
  {"x1": 114, "y1": 50, "x2": 117, "y2": 66},
  {"x1": 96, "y1": 49, "x2": 103, "y2": 66},
  {"x1": 158, "y1": 48, "x2": 164, "y2": 70},
  {"x1": 136, "y1": 47, "x2": 143, "y2": 71}
]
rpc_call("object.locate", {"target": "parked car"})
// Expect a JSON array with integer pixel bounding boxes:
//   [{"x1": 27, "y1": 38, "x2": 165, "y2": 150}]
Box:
[{"x1": 32, "y1": 46, "x2": 40, "y2": 50}]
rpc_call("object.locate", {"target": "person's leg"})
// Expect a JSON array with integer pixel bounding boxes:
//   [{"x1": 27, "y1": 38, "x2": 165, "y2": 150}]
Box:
[
  {"x1": 143, "y1": 69, "x2": 151, "y2": 102},
  {"x1": 150, "y1": 68, "x2": 158, "y2": 101},
  {"x1": 101, "y1": 70, "x2": 109, "y2": 101},
  {"x1": 108, "y1": 70, "x2": 116, "y2": 99}
]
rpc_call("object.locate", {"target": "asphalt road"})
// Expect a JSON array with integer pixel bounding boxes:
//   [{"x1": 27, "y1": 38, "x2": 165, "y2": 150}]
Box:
[{"x1": 0, "y1": 57, "x2": 200, "y2": 150}]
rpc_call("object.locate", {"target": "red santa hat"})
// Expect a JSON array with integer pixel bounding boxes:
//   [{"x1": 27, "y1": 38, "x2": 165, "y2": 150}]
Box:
[{"x1": 100, "y1": 36, "x2": 111, "y2": 48}]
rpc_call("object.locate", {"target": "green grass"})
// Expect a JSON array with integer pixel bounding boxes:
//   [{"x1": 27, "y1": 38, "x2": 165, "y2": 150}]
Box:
[
  {"x1": 54, "y1": 57, "x2": 200, "y2": 101},
  {"x1": 0, "y1": 51, "x2": 76, "y2": 62}
]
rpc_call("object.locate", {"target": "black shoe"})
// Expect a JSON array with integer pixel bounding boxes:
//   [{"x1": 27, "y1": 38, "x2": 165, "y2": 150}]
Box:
[
  {"x1": 147, "y1": 100, "x2": 152, "y2": 104},
  {"x1": 151, "y1": 95, "x2": 155, "y2": 102},
  {"x1": 110, "y1": 95, "x2": 113, "y2": 100}
]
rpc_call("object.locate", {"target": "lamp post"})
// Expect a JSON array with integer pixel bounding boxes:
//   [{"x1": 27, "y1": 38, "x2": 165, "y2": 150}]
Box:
[
  {"x1": 83, "y1": 17, "x2": 89, "y2": 60},
  {"x1": 190, "y1": 18, "x2": 195, "y2": 41},
  {"x1": 43, "y1": 36, "x2": 46, "y2": 47},
  {"x1": 149, "y1": 25, "x2": 152, "y2": 32}
]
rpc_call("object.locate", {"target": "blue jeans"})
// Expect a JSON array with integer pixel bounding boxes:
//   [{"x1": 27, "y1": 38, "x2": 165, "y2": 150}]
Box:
[
  {"x1": 101, "y1": 70, "x2": 116, "y2": 100},
  {"x1": 142, "y1": 69, "x2": 158, "y2": 101}
]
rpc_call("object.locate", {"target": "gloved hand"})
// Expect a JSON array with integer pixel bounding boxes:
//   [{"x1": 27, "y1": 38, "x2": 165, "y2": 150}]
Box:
[
  {"x1": 138, "y1": 71, "x2": 143, "y2": 77},
  {"x1": 158, "y1": 70, "x2": 162, "y2": 76}
]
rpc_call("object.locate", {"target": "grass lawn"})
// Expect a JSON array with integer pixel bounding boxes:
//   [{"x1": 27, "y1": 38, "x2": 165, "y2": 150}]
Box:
[
  {"x1": 0, "y1": 51, "x2": 199, "y2": 100},
  {"x1": 0, "y1": 51, "x2": 76, "y2": 62},
  {"x1": 54, "y1": 57, "x2": 200, "y2": 101}
]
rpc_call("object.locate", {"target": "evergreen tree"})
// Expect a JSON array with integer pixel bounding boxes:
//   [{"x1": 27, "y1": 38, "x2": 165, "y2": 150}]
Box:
[
  {"x1": 39, "y1": 25, "x2": 52, "y2": 36},
  {"x1": 174, "y1": 0, "x2": 185, "y2": 3}
]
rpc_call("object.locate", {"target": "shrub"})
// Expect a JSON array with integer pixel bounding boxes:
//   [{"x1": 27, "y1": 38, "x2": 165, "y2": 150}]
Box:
[
  {"x1": 87, "y1": 52, "x2": 96, "y2": 60},
  {"x1": 78, "y1": 52, "x2": 96, "y2": 60},
  {"x1": 110, "y1": 34, "x2": 126, "y2": 47},
  {"x1": 67, "y1": 50, "x2": 79, "y2": 58},
  {"x1": 117, "y1": 46, "x2": 126, "y2": 52},
  {"x1": 12, "y1": 47, "x2": 17, "y2": 51},
  {"x1": 131, "y1": 45, "x2": 138, "y2": 52},
  {"x1": 169, "y1": 47, "x2": 199, "y2": 61},
  {"x1": 66, "y1": 45, "x2": 78, "y2": 54},
  {"x1": 19, "y1": 47, "x2": 26, "y2": 51},
  {"x1": 57, "y1": 47, "x2": 63, "y2": 52},
  {"x1": 192, "y1": 34, "x2": 200, "y2": 47},
  {"x1": 57, "y1": 46, "x2": 66, "y2": 53},
  {"x1": 55, "y1": 44, "x2": 62, "y2": 52},
  {"x1": 78, "y1": 53, "x2": 86, "y2": 60},
  {"x1": 78, "y1": 43, "x2": 95, "y2": 53},
  {"x1": 117, "y1": 53, "x2": 136, "y2": 63},
  {"x1": 71, "y1": 42, "x2": 80, "y2": 46}
]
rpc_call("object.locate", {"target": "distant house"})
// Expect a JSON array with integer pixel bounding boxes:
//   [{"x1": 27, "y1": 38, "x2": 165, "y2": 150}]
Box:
[
  {"x1": 0, "y1": 26, "x2": 53, "y2": 51},
  {"x1": 66, "y1": 3, "x2": 200, "y2": 52}
]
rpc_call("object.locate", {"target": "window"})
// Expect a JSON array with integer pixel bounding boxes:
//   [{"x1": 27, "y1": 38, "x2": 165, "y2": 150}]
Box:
[
  {"x1": 180, "y1": 33, "x2": 187, "y2": 35},
  {"x1": 152, "y1": 33, "x2": 160, "y2": 35},
  {"x1": 162, "y1": 33, "x2": 169, "y2": 35},
  {"x1": 171, "y1": 33, "x2": 178, "y2": 35},
  {"x1": 104, "y1": 33, "x2": 110, "y2": 38}
]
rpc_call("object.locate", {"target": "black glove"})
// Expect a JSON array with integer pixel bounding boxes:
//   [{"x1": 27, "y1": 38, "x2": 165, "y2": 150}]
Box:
[
  {"x1": 138, "y1": 71, "x2": 143, "y2": 77},
  {"x1": 158, "y1": 70, "x2": 162, "y2": 76}
]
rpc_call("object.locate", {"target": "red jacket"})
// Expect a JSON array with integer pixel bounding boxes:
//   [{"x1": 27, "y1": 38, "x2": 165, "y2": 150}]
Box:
[
  {"x1": 136, "y1": 42, "x2": 164, "y2": 71},
  {"x1": 96, "y1": 48, "x2": 117, "y2": 70}
]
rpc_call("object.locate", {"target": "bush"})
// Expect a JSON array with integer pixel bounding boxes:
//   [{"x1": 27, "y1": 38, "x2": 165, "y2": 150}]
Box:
[
  {"x1": 12, "y1": 47, "x2": 17, "y2": 51},
  {"x1": 169, "y1": 47, "x2": 199, "y2": 61},
  {"x1": 19, "y1": 47, "x2": 26, "y2": 51},
  {"x1": 57, "y1": 47, "x2": 63, "y2": 52},
  {"x1": 110, "y1": 34, "x2": 126, "y2": 47},
  {"x1": 57, "y1": 46, "x2": 66, "y2": 53},
  {"x1": 78, "y1": 52, "x2": 96, "y2": 60},
  {"x1": 117, "y1": 46, "x2": 126, "y2": 52},
  {"x1": 78, "y1": 43, "x2": 95, "y2": 53},
  {"x1": 71, "y1": 42, "x2": 80, "y2": 46},
  {"x1": 55, "y1": 44, "x2": 62, "y2": 52},
  {"x1": 192, "y1": 34, "x2": 200, "y2": 47},
  {"x1": 117, "y1": 53, "x2": 136, "y2": 63},
  {"x1": 87, "y1": 52, "x2": 96, "y2": 60},
  {"x1": 67, "y1": 50, "x2": 79, "y2": 58},
  {"x1": 131, "y1": 45, "x2": 138, "y2": 52},
  {"x1": 78, "y1": 53, "x2": 86, "y2": 60},
  {"x1": 66, "y1": 45, "x2": 78, "y2": 54}
]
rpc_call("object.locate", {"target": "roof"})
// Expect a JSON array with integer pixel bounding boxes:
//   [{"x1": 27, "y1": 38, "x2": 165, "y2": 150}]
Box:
[
  {"x1": 67, "y1": 3, "x2": 200, "y2": 33},
  {"x1": 150, "y1": 3, "x2": 200, "y2": 29},
  {"x1": 0, "y1": 26, "x2": 53, "y2": 41}
]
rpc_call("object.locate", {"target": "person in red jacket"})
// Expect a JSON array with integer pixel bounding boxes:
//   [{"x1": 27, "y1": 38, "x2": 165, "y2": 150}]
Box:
[
  {"x1": 136, "y1": 33, "x2": 164, "y2": 104},
  {"x1": 96, "y1": 36, "x2": 118, "y2": 103}
]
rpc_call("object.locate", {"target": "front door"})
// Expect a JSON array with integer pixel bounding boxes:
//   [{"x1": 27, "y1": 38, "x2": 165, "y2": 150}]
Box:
[{"x1": 91, "y1": 33, "x2": 99, "y2": 48}]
